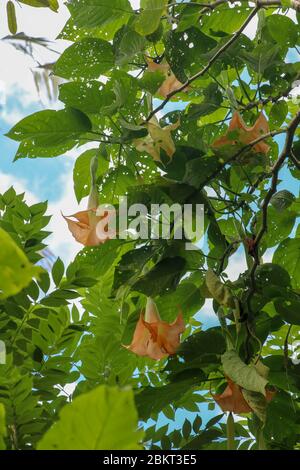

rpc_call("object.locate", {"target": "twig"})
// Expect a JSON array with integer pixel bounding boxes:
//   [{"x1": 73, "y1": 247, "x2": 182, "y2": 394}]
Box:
[
  {"x1": 244, "y1": 111, "x2": 300, "y2": 350},
  {"x1": 201, "y1": 128, "x2": 285, "y2": 189},
  {"x1": 145, "y1": 6, "x2": 260, "y2": 122}
]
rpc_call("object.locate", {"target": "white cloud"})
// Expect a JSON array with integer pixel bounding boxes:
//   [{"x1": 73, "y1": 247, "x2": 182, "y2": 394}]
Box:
[
  {"x1": 0, "y1": 170, "x2": 38, "y2": 205},
  {"x1": 0, "y1": 0, "x2": 69, "y2": 105}
]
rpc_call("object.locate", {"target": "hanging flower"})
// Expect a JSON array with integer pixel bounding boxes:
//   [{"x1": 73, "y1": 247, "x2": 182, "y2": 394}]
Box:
[
  {"x1": 212, "y1": 111, "x2": 270, "y2": 155},
  {"x1": 213, "y1": 378, "x2": 252, "y2": 414},
  {"x1": 212, "y1": 377, "x2": 275, "y2": 414},
  {"x1": 124, "y1": 298, "x2": 185, "y2": 360},
  {"x1": 63, "y1": 159, "x2": 115, "y2": 246},
  {"x1": 146, "y1": 59, "x2": 187, "y2": 98},
  {"x1": 134, "y1": 116, "x2": 179, "y2": 162},
  {"x1": 63, "y1": 208, "x2": 115, "y2": 247}
]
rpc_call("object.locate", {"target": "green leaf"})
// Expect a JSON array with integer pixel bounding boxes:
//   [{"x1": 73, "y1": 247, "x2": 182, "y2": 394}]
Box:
[
  {"x1": 0, "y1": 227, "x2": 42, "y2": 300},
  {"x1": 68, "y1": 0, "x2": 133, "y2": 29},
  {"x1": 178, "y1": 327, "x2": 226, "y2": 363},
  {"x1": 267, "y1": 14, "x2": 299, "y2": 47},
  {"x1": 269, "y1": 101, "x2": 288, "y2": 128},
  {"x1": 222, "y1": 350, "x2": 268, "y2": 396},
  {"x1": 52, "y1": 257, "x2": 64, "y2": 287},
  {"x1": 7, "y1": 108, "x2": 91, "y2": 147},
  {"x1": 264, "y1": 390, "x2": 298, "y2": 442},
  {"x1": 134, "y1": 0, "x2": 167, "y2": 36},
  {"x1": 139, "y1": 69, "x2": 165, "y2": 94},
  {"x1": 37, "y1": 385, "x2": 143, "y2": 449},
  {"x1": 182, "y1": 428, "x2": 223, "y2": 450},
  {"x1": 187, "y1": 83, "x2": 223, "y2": 120},
  {"x1": 73, "y1": 148, "x2": 109, "y2": 203},
  {"x1": 254, "y1": 263, "x2": 291, "y2": 290},
  {"x1": 273, "y1": 238, "x2": 300, "y2": 290},
  {"x1": 258, "y1": 208, "x2": 296, "y2": 249},
  {"x1": 59, "y1": 81, "x2": 115, "y2": 114},
  {"x1": 274, "y1": 297, "x2": 300, "y2": 325},
  {"x1": 201, "y1": 4, "x2": 251, "y2": 36},
  {"x1": 0, "y1": 404, "x2": 6, "y2": 450},
  {"x1": 133, "y1": 256, "x2": 186, "y2": 296},
  {"x1": 54, "y1": 38, "x2": 114, "y2": 79},
  {"x1": 164, "y1": 27, "x2": 217, "y2": 82},
  {"x1": 270, "y1": 190, "x2": 296, "y2": 211},
  {"x1": 114, "y1": 27, "x2": 146, "y2": 66},
  {"x1": 183, "y1": 156, "x2": 222, "y2": 189},
  {"x1": 241, "y1": 389, "x2": 268, "y2": 423},
  {"x1": 182, "y1": 419, "x2": 192, "y2": 439},
  {"x1": 18, "y1": 0, "x2": 59, "y2": 10},
  {"x1": 156, "y1": 282, "x2": 203, "y2": 322}
]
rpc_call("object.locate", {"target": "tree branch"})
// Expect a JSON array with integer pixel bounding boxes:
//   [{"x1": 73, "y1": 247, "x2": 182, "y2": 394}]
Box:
[
  {"x1": 245, "y1": 110, "x2": 300, "y2": 318},
  {"x1": 178, "y1": 0, "x2": 300, "y2": 15},
  {"x1": 145, "y1": 6, "x2": 260, "y2": 122}
]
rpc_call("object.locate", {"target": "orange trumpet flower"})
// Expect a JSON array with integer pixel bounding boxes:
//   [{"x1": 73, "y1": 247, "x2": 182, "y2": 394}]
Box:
[
  {"x1": 146, "y1": 59, "x2": 187, "y2": 99},
  {"x1": 124, "y1": 298, "x2": 185, "y2": 360},
  {"x1": 213, "y1": 378, "x2": 275, "y2": 414},
  {"x1": 63, "y1": 208, "x2": 114, "y2": 247},
  {"x1": 213, "y1": 378, "x2": 252, "y2": 414},
  {"x1": 212, "y1": 111, "x2": 270, "y2": 155}
]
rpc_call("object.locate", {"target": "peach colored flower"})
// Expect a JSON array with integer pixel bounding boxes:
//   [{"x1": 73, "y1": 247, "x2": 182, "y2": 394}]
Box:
[
  {"x1": 212, "y1": 378, "x2": 275, "y2": 414},
  {"x1": 212, "y1": 111, "x2": 270, "y2": 155},
  {"x1": 134, "y1": 116, "x2": 179, "y2": 162},
  {"x1": 146, "y1": 59, "x2": 188, "y2": 98},
  {"x1": 212, "y1": 378, "x2": 252, "y2": 414},
  {"x1": 63, "y1": 208, "x2": 115, "y2": 247},
  {"x1": 124, "y1": 298, "x2": 185, "y2": 360}
]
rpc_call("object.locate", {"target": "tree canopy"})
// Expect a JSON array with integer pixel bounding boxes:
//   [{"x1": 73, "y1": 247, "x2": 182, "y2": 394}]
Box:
[{"x1": 1, "y1": 0, "x2": 300, "y2": 451}]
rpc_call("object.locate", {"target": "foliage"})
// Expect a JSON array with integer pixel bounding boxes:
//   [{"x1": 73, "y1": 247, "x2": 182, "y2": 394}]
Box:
[{"x1": 1, "y1": 0, "x2": 300, "y2": 451}]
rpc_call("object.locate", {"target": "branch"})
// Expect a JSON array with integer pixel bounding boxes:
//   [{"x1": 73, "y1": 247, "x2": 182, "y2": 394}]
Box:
[
  {"x1": 245, "y1": 110, "x2": 300, "y2": 314},
  {"x1": 241, "y1": 77, "x2": 300, "y2": 112},
  {"x1": 202, "y1": 128, "x2": 285, "y2": 188},
  {"x1": 182, "y1": 0, "x2": 300, "y2": 14},
  {"x1": 255, "y1": 111, "x2": 300, "y2": 246},
  {"x1": 145, "y1": 6, "x2": 260, "y2": 122}
]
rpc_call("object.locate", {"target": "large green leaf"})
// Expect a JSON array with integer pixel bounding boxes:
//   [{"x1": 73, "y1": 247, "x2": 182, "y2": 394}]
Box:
[
  {"x1": 18, "y1": 0, "x2": 59, "y2": 10},
  {"x1": 267, "y1": 14, "x2": 299, "y2": 48},
  {"x1": 200, "y1": 4, "x2": 251, "y2": 36},
  {"x1": 273, "y1": 238, "x2": 300, "y2": 290},
  {"x1": 59, "y1": 81, "x2": 115, "y2": 114},
  {"x1": 134, "y1": 0, "x2": 167, "y2": 36},
  {"x1": 68, "y1": 0, "x2": 133, "y2": 29},
  {"x1": 114, "y1": 27, "x2": 146, "y2": 66},
  {"x1": 0, "y1": 227, "x2": 42, "y2": 300},
  {"x1": 133, "y1": 256, "x2": 187, "y2": 296},
  {"x1": 7, "y1": 108, "x2": 91, "y2": 147},
  {"x1": 73, "y1": 148, "x2": 109, "y2": 203},
  {"x1": 54, "y1": 38, "x2": 114, "y2": 79},
  {"x1": 222, "y1": 350, "x2": 268, "y2": 396},
  {"x1": 37, "y1": 385, "x2": 143, "y2": 449}
]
